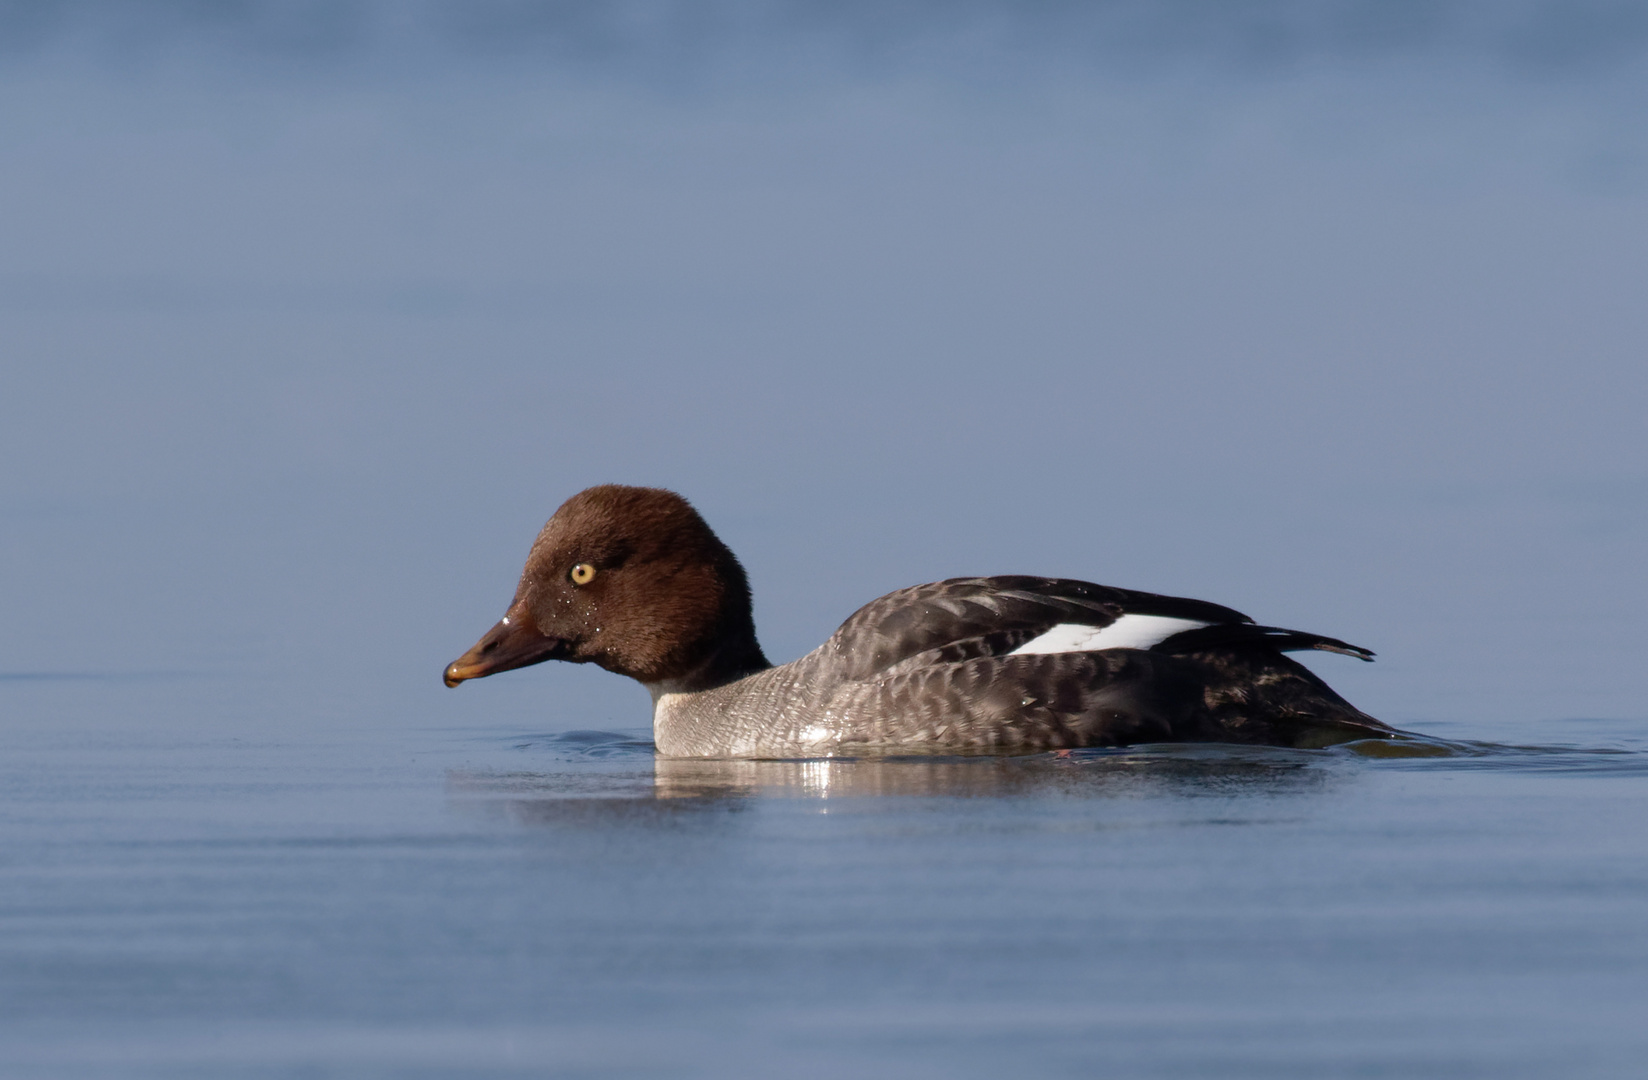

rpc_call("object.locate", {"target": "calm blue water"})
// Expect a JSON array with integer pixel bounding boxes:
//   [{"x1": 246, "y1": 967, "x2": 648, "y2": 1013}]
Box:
[
  {"x1": 5, "y1": 675, "x2": 1647, "y2": 1078},
  {"x1": 4, "y1": 3, "x2": 1648, "y2": 1076}
]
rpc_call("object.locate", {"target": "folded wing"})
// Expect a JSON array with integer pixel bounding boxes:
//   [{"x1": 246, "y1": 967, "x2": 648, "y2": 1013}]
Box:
[{"x1": 823, "y1": 576, "x2": 1372, "y2": 685}]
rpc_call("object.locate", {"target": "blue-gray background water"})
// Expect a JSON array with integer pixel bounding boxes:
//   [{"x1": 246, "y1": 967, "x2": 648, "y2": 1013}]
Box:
[{"x1": 3, "y1": 3, "x2": 1647, "y2": 1076}]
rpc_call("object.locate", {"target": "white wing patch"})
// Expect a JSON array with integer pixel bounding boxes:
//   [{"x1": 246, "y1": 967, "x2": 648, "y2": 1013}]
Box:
[{"x1": 1008, "y1": 615, "x2": 1212, "y2": 655}]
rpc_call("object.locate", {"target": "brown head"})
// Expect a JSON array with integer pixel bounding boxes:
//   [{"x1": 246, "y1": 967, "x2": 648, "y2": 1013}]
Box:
[{"x1": 443, "y1": 486, "x2": 769, "y2": 692}]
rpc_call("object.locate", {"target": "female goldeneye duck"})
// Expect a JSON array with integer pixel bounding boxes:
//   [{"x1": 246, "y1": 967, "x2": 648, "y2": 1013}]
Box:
[{"x1": 444, "y1": 484, "x2": 1395, "y2": 757}]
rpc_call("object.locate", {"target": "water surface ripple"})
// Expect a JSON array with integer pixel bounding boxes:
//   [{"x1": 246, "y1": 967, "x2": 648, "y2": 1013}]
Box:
[{"x1": 5, "y1": 683, "x2": 1648, "y2": 1079}]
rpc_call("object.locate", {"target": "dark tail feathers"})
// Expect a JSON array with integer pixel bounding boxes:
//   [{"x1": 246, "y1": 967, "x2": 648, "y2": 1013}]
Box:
[{"x1": 1153, "y1": 623, "x2": 1375, "y2": 662}]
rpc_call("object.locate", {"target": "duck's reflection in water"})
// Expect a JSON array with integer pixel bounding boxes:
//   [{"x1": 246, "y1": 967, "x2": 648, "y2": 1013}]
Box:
[
  {"x1": 447, "y1": 741, "x2": 1384, "y2": 827},
  {"x1": 648, "y1": 747, "x2": 1345, "y2": 800}
]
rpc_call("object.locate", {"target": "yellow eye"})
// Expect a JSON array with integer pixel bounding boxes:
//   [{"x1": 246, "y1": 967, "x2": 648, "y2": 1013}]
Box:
[{"x1": 569, "y1": 563, "x2": 596, "y2": 586}]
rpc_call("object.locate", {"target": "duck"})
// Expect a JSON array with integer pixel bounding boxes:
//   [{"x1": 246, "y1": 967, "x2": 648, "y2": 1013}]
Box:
[{"x1": 443, "y1": 485, "x2": 1395, "y2": 757}]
